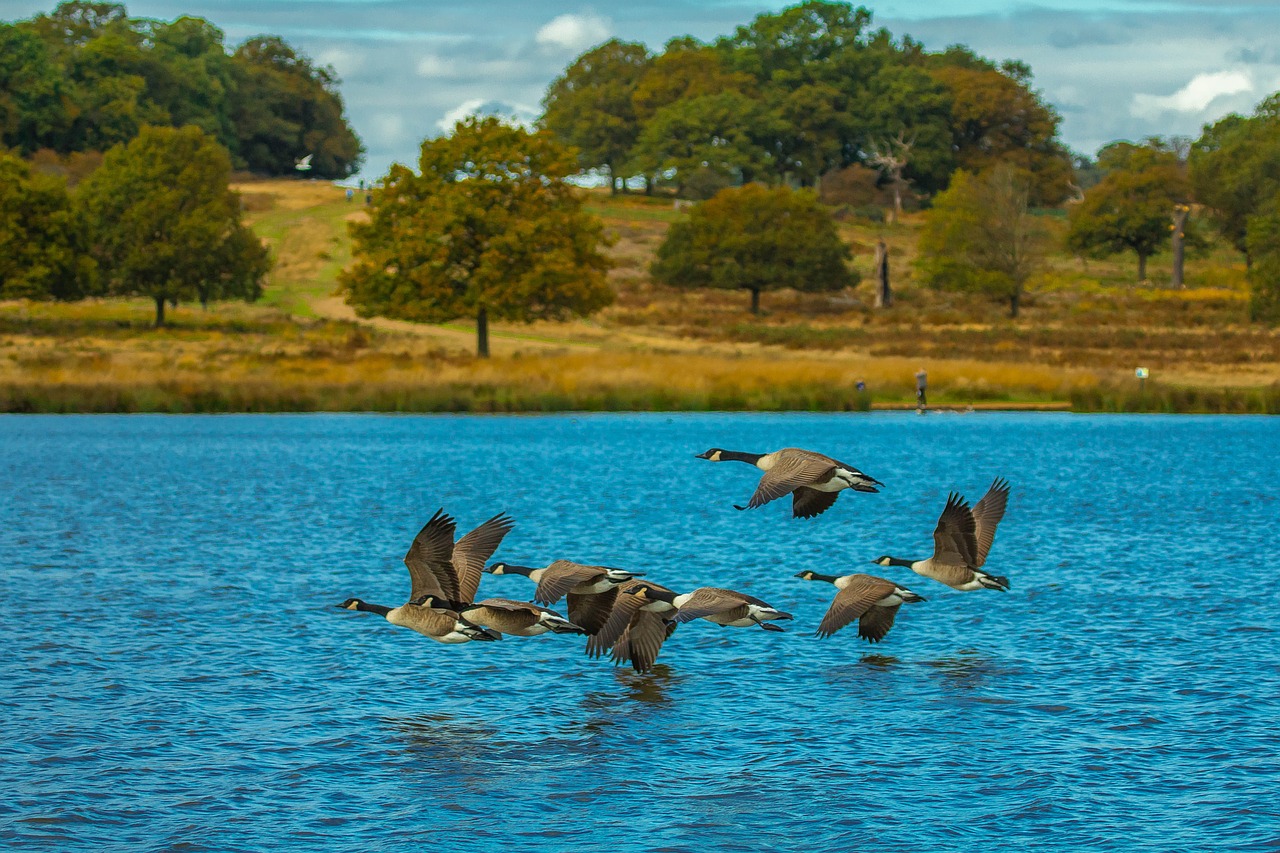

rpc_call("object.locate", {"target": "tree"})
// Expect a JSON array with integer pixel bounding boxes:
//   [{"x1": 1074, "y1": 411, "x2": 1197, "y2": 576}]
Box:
[
  {"x1": 540, "y1": 39, "x2": 650, "y2": 193},
  {"x1": 230, "y1": 36, "x2": 363, "y2": 178},
  {"x1": 340, "y1": 117, "x2": 614, "y2": 357},
  {"x1": 76, "y1": 125, "x2": 270, "y2": 326},
  {"x1": 0, "y1": 150, "x2": 94, "y2": 300},
  {"x1": 1246, "y1": 199, "x2": 1280, "y2": 324},
  {"x1": 629, "y1": 92, "x2": 772, "y2": 197},
  {"x1": 0, "y1": 24, "x2": 71, "y2": 153},
  {"x1": 1066, "y1": 143, "x2": 1190, "y2": 281},
  {"x1": 1190, "y1": 95, "x2": 1280, "y2": 265},
  {"x1": 916, "y1": 165, "x2": 1042, "y2": 317},
  {"x1": 651, "y1": 184, "x2": 855, "y2": 314}
]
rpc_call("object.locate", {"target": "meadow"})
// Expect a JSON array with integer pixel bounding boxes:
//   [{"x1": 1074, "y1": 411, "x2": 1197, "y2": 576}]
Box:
[{"x1": 2, "y1": 178, "x2": 1277, "y2": 413}]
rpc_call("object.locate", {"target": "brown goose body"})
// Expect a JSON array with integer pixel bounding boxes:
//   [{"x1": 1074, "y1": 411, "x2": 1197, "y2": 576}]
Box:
[
  {"x1": 632, "y1": 584, "x2": 794, "y2": 631},
  {"x1": 486, "y1": 559, "x2": 643, "y2": 635},
  {"x1": 696, "y1": 447, "x2": 882, "y2": 518},
  {"x1": 874, "y1": 479, "x2": 1011, "y2": 592},
  {"x1": 795, "y1": 571, "x2": 925, "y2": 642},
  {"x1": 454, "y1": 597, "x2": 586, "y2": 637},
  {"x1": 588, "y1": 579, "x2": 679, "y2": 672}
]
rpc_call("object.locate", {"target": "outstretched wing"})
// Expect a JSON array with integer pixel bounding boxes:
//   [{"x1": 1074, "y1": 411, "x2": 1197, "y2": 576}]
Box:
[
  {"x1": 792, "y1": 487, "x2": 841, "y2": 519},
  {"x1": 451, "y1": 513, "x2": 516, "y2": 604},
  {"x1": 932, "y1": 493, "x2": 977, "y2": 567},
  {"x1": 586, "y1": 580, "x2": 648, "y2": 658},
  {"x1": 534, "y1": 560, "x2": 605, "y2": 604},
  {"x1": 615, "y1": 611, "x2": 676, "y2": 673},
  {"x1": 815, "y1": 574, "x2": 895, "y2": 639},
  {"x1": 672, "y1": 587, "x2": 746, "y2": 623},
  {"x1": 858, "y1": 604, "x2": 901, "y2": 643},
  {"x1": 742, "y1": 453, "x2": 836, "y2": 510},
  {"x1": 403, "y1": 509, "x2": 458, "y2": 602},
  {"x1": 566, "y1": 588, "x2": 618, "y2": 635},
  {"x1": 970, "y1": 478, "x2": 1010, "y2": 567}
]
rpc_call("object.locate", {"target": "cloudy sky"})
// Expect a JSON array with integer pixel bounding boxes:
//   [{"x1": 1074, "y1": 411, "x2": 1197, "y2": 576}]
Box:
[{"x1": 4, "y1": 0, "x2": 1279, "y2": 179}]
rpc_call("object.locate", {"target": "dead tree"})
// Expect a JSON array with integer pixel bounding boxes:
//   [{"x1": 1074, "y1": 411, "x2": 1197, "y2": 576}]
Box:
[
  {"x1": 873, "y1": 240, "x2": 891, "y2": 308},
  {"x1": 1170, "y1": 203, "x2": 1190, "y2": 289},
  {"x1": 867, "y1": 130, "x2": 914, "y2": 224}
]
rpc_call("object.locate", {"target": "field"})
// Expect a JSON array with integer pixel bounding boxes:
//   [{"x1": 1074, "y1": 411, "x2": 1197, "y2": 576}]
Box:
[{"x1": 2, "y1": 178, "x2": 1278, "y2": 413}]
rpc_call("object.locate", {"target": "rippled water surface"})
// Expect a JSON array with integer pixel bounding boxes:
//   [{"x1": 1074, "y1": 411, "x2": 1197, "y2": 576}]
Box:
[{"x1": 3, "y1": 413, "x2": 1279, "y2": 851}]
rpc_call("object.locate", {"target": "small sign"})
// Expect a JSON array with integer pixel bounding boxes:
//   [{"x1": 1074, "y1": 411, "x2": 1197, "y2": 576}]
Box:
[{"x1": 1135, "y1": 367, "x2": 1149, "y2": 379}]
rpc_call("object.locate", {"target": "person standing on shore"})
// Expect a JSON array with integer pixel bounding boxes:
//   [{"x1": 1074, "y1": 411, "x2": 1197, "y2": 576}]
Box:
[{"x1": 915, "y1": 368, "x2": 927, "y2": 411}]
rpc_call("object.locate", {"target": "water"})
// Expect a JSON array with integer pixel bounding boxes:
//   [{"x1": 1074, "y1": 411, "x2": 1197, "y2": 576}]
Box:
[{"x1": 2, "y1": 412, "x2": 1278, "y2": 851}]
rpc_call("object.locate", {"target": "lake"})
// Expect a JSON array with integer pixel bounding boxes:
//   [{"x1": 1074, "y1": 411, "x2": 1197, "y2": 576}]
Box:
[{"x1": 2, "y1": 412, "x2": 1278, "y2": 851}]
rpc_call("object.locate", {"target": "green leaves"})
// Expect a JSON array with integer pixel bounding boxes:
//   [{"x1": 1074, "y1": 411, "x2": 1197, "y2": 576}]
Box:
[
  {"x1": 0, "y1": 151, "x2": 92, "y2": 300},
  {"x1": 340, "y1": 117, "x2": 614, "y2": 347}
]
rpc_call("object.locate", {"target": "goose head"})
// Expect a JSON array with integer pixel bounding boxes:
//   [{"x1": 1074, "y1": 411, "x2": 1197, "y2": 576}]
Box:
[
  {"x1": 871, "y1": 556, "x2": 893, "y2": 567},
  {"x1": 794, "y1": 570, "x2": 818, "y2": 580},
  {"x1": 485, "y1": 562, "x2": 509, "y2": 575},
  {"x1": 336, "y1": 598, "x2": 363, "y2": 610},
  {"x1": 695, "y1": 448, "x2": 725, "y2": 461}
]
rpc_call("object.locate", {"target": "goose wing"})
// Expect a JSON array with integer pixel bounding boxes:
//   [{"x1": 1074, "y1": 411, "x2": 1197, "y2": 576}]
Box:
[
  {"x1": 815, "y1": 574, "x2": 896, "y2": 638},
  {"x1": 614, "y1": 611, "x2": 677, "y2": 673},
  {"x1": 672, "y1": 587, "x2": 749, "y2": 623},
  {"x1": 586, "y1": 580, "x2": 648, "y2": 658},
  {"x1": 741, "y1": 451, "x2": 836, "y2": 510},
  {"x1": 451, "y1": 512, "x2": 516, "y2": 604},
  {"x1": 857, "y1": 603, "x2": 901, "y2": 643},
  {"x1": 533, "y1": 560, "x2": 606, "y2": 604},
  {"x1": 403, "y1": 509, "x2": 458, "y2": 602},
  {"x1": 932, "y1": 493, "x2": 977, "y2": 566},
  {"x1": 970, "y1": 478, "x2": 1010, "y2": 567},
  {"x1": 792, "y1": 487, "x2": 841, "y2": 519},
  {"x1": 566, "y1": 588, "x2": 619, "y2": 635}
]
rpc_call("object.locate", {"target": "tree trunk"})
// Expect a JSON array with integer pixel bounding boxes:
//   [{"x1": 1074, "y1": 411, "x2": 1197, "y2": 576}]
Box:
[
  {"x1": 750, "y1": 287, "x2": 761, "y2": 315},
  {"x1": 476, "y1": 306, "x2": 489, "y2": 358},
  {"x1": 154, "y1": 296, "x2": 166, "y2": 327},
  {"x1": 1138, "y1": 252, "x2": 1148, "y2": 283},
  {"x1": 608, "y1": 164, "x2": 618, "y2": 196},
  {"x1": 1171, "y1": 206, "x2": 1189, "y2": 289},
  {"x1": 890, "y1": 182, "x2": 902, "y2": 224},
  {"x1": 1009, "y1": 289, "x2": 1020, "y2": 318},
  {"x1": 873, "y1": 240, "x2": 891, "y2": 308}
]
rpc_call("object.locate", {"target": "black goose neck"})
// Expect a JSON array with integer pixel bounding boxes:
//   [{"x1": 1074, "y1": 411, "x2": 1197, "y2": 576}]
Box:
[
  {"x1": 356, "y1": 601, "x2": 393, "y2": 616},
  {"x1": 720, "y1": 450, "x2": 764, "y2": 465}
]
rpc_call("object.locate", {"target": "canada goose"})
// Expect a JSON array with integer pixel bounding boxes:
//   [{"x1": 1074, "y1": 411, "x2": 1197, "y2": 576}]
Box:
[
  {"x1": 872, "y1": 478, "x2": 1011, "y2": 591},
  {"x1": 334, "y1": 509, "x2": 506, "y2": 643},
  {"x1": 627, "y1": 584, "x2": 793, "y2": 631},
  {"x1": 695, "y1": 447, "x2": 883, "y2": 518},
  {"x1": 485, "y1": 560, "x2": 642, "y2": 634},
  {"x1": 415, "y1": 595, "x2": 585, "y2": 637},
  {"x1": 586, "y1": 578, "x2": 680, "y2": 672},
  {"x1": 794, "y1": 571, "x2": 925, "y2": 642},
  {"x1": 406, "y1": 508, "x2": 515, "y2": 605}
]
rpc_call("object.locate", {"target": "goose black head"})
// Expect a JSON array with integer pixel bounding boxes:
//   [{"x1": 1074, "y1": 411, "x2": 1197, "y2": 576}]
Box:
[
  {"x1": 871, "y1": 556, "x2": 893, "y2": 567},
  {"x1": 794, "y1": 570, "x2": 817, "y2": 580},
  {"x1": 485, "y1": 562, "x2": 508, "y2": 575},
  {"x1": 336, "y1": 598, "x2": 362, "y2": 610},
  {"x1": 695, "y1": 448, "x2": 725, "y2": 461}
]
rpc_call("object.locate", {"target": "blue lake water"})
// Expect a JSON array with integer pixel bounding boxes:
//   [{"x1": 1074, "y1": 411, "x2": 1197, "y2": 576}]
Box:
[{"x1": 2, "y1": 412, "x2": 1278, "y2": 851}]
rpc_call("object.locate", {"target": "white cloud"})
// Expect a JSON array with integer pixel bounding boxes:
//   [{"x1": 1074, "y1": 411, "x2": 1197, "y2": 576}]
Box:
[
  {"x1": 436, "y1": 99, "x2": 540, "y2": 133},
  {"x1": 1132, "y1": 70, "x2": 1254, "y2": 117},
  {"x1": 416, "y1": 54, "x2": 454, "y2": 78},
  {"x1": 535, "y1": 13, "x2": 611, "y2": 52}
]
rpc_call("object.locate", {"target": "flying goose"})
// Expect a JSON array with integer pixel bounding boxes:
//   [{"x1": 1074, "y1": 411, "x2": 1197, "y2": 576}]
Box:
[
  {"x1": 695, "y1": 447, "x2": 883, "y2": 518},
  {"x1": 794, "y1": 571, "x2": 925, "y2": 642},
  {"x1": 415, "y1": 595, "x2": 586, "y2": 638},
  {"x1": 626, "y1": 584, "x2": 793, "y2": 631},
  {"x1": 872, "y1": 478, "x2": 1011, "y2": 591},
  {"x1": 586, "y1": 578, "x2": 680, "y2": 673},
  {"x1": 334, "y1": 509, "x2": 509, "y2": 643},
  {"x1": 485, "y1": 560, "x2": 642, "y2": 635}
]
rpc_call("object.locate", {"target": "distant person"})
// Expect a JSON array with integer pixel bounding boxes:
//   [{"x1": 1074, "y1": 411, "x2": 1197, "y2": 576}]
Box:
[
  {"x1": 365, "y1": 192, "x2": 372, "y2": 205},
  {"x1": 915, "y1": 368, "x2": 927, "y2": 409},
  {"x1": 855, "y1": 380, "x2": 866, "y2": 392},
  {"x1": 346, "y1": 188, "x2": 354, "y2": 202}
]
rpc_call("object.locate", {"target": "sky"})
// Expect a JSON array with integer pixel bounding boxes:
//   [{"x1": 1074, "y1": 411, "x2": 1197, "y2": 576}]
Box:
[{"x1": 4, "y1": 0, "x2": 1280, "y2": 180}]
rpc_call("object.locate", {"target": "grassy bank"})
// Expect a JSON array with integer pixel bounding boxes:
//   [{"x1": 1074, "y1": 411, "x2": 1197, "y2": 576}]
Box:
[{"x1": 3, "y1": 178, "x2": 1276, "y2": 414}]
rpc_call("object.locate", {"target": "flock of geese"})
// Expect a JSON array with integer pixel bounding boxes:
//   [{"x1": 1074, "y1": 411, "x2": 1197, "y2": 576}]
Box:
[{"x1": 338, "y1": 446, "x2": 1011, "y2": 672}]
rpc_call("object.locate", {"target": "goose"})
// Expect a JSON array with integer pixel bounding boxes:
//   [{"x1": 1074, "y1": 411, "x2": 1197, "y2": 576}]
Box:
[
  {"x1": 695, "y1": 447, "x2": 883, "y2": 518},
  {"x1": 334, "y1": 509, "x2": 509, "y2": 643},
  {"x1": 485, "y1": 560, "x2": 642, "y2": 634},
  {"x1": 626, "y1": 584, "x2": 793, "y2": 631},
  {"x1": 872, "y1": 478, "x2": 1011, "y2": 591},
  {"x1": 794, "y1": 571, "x2": 925, "y2": 642},
  {"x1": 415, "y1": 595, "x2": 586, "y2": 638},
  {"x1": 586, "y1": 578, "x2": 680, "y2": 673},
  {"x1": 294, "y1": 153, "x2": 313, "y2": 171}
]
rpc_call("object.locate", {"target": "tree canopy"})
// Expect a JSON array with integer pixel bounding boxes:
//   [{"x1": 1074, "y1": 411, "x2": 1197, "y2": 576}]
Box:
[
  {"x1": 916, "y1": 165, "x2": 1043, "y2": 317},
  {"x1": 651, "y1": 183, "x2": 855, "y2": 314},
  {"x1": 2, "y1": 1, "x2": 363, "y2": 177},
  {"x1": 76, "y1": 124, "x2": 270, "y2": 325},
  {"x1": 0, "y1": 150, "x2": 94, "y2": 300},
  {"x1": 340, "y1": 117, "x2": 614, "y2": 357}
]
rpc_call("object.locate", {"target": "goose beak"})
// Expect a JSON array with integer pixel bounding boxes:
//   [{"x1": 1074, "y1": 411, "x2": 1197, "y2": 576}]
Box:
[
  {"x1": 778, "y1": 611, "x2": 794, "y2": 620},
  {"x1": 694, "y1": 451, "x2": 710, "y2": 459}
]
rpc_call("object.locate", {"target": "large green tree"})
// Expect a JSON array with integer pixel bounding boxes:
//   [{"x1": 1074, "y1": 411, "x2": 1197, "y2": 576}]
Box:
[
  {"x1": 651, "y1": 183, "x2": 855, "y2": 314},
  {"x1": 0, "y1": 24, "x2": 71, "y2": 153},
  {"x1": 340, "y1": 117, "x2": 614, "y2": 357},
  {"x1": 540, "y1": 39, "x2": 650, "y2": 193},
  {"x1": 1246, "y1": 200, "x2": 1280, "y2": 324},
  {"x1": 76, "y1": 124, "x2": 270, "y2": 326},
  {"x1": 916, "y1": 165, "x2": 1043, "y2": 317},
  {"x1": 1066, "y1": 143, "x2": 1189, "y2": 281},
  {"x1": 0, "y1": 150, "x2": 94, "y2": 300}
]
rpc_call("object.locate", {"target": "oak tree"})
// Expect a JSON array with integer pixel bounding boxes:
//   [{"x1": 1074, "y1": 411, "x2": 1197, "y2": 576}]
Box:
[{"x1": 0, "y1": 150, "x2": 94, "y2": 300}]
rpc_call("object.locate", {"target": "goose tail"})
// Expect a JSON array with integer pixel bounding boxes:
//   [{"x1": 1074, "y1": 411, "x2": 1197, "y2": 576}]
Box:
[{"x1": 977, "y1": 571, "x2": 1010, "y2": 592}]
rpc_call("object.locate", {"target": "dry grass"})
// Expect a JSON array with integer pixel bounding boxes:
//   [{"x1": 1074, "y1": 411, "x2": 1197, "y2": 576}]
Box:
[{"x1": 4, "y1": 179, "x2": 1277, "y2": 413}]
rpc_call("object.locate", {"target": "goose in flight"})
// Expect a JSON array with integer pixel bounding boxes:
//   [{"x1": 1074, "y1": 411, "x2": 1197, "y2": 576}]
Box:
[
  {"x1": 294, "y1": 153, "x2": 313, "y2": 171},
  {"x1": 586, "y1": 578, "x2": 680, "y2": 673},
  {"x1": 485, "y1": 560, "x2": 642, "y2": 635},
  {"x1": 696, "y1": 447, "x2": 882, "y2": 518},
  {"x1": 626, "y1": 584, "x2": 793, "y2": 631},
  {"x1": 335, "y1": 508, "x2": 514, "y2": 643},
  {"x1": 794, "y1": 571, "x2": 925, "y2": 642},
  {"x1": 415, "y1": 595, "x2": 585, "y2": 638},
  {"x1": 872, "y1": 478, "x2": 1011, "y2": 591}
]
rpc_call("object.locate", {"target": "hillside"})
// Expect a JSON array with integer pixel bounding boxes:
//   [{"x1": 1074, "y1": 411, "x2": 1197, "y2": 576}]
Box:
[{"x1": 2, "y1": 178, "x2": 1277, "y2": 413}]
